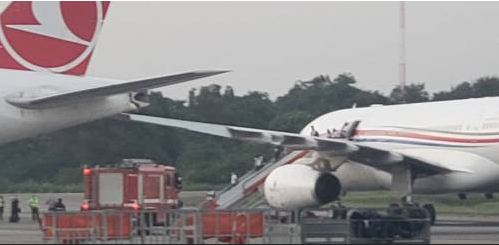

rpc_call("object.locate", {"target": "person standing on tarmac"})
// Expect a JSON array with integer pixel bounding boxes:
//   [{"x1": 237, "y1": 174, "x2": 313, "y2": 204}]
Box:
[
  {"x1": 53, "y1": 198, "x2": 66, "y2": 212},
  {"x1": 0, "y1": 196, "x2": 4, "y2": 221},
  {"x1": 9, "y1": 197, "x2": 20, "y2": 223},
  {"x1": 28, "y1": 195, "x2": 40, "y2": 222},
  {"x1": 46, "y1": 196, "x2": 56, "y2": 212}
]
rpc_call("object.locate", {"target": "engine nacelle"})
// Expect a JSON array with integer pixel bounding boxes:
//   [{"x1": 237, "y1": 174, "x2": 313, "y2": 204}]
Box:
[{"x1": 264, "y1": 164, "x2": 342, "y2": 209}]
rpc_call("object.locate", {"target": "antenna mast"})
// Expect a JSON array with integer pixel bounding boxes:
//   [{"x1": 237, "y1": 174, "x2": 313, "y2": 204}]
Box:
[{"x1": 399, "y1": 1, "x2": 407, "y2": 94}]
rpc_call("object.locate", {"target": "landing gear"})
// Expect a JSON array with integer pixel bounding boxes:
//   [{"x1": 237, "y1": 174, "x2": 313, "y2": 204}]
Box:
[
  {"x1": 458, "y1": 193, "x2": 467, "y2": 200},
  {"x1": 390, "y1": 165, "x2": 436, "y2": 225},
  {"x1": 387, "y1": 202, "x2": 436, "y2": 225},
  {"x1": 422, "y1": 203, "x2": 436, "y2": 225}
]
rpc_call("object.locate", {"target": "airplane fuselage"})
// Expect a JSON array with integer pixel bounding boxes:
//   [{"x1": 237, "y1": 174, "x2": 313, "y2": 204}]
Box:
[
  {"x1": 0, "y1": 69, "x2": 134, "y2": 144},
  {"x1": 302, "y1": 97, "x2": 499, "y2": 195}
]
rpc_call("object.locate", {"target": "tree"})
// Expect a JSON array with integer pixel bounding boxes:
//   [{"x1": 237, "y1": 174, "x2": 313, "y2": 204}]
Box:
[
  {"x1": 390, "y1": 83, "x2": 429, "y2": 104},
  {"x1": 472, "y1": 77, "x2": 499, "y2": 98},
  {"x1": 276, "y1": 74, "x2": 389, "y2": 118},
  {"x1": 433, "y1": 82, "x2": 474, "y2": 101},
  {"x1": 188, "y1": 88, "x2": 197, "y2": 106},
  {"x1": 269, "y1": 111, "x2": 314, "y2": 133},
  {"x1": 334, "y1": 73, "x2": 356, "y2": 85},
  {"x1": 224, "y1": 86, "x2": 235, "y2": 98}
]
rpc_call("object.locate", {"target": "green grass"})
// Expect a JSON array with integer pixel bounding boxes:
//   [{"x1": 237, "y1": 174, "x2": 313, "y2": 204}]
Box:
[{"x1": 342, "y1": 191, "x2": 499, "y2": 215}]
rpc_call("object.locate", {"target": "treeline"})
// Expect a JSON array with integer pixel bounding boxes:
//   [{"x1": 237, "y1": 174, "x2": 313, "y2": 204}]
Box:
[{"x1": 1, "y1": 73, "x2": 499, "y2": 192}]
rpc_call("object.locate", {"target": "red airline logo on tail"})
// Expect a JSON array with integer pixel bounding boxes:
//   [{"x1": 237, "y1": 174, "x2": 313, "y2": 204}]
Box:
[{"x1": 0, "y1": 1, "x2": 110, "y2": 75}]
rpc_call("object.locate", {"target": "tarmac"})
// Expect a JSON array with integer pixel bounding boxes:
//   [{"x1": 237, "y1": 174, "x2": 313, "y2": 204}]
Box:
[
  {"x1": 432, "y1": 216, "x2": 499, "y2": 244},
  {"x1": 0, "y1": 193, "x2": 499, "y2": 244}
]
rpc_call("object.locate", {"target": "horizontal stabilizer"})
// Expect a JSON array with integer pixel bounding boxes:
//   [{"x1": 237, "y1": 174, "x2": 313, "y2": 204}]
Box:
[{"x1": 6, "y1": 70, "x2": 229, "y2": 109}]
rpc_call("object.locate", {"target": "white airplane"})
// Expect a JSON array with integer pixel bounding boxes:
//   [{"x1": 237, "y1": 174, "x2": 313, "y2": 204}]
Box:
[
  {"x1": 0, "y1": 1, "x2": 226, "y2": 145},
  {"x1": 125, "y1": 95, "x2": 499, "y2": 222}
]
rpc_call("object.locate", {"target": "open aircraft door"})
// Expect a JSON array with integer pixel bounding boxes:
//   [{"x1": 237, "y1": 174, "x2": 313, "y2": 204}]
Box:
[{"x1": 345, "y1": 120, "x2": 361, "y2": 140}]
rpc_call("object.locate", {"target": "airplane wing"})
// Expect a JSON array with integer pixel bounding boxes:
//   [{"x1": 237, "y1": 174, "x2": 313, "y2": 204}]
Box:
[
  {"x1": 6, "y1": 70, "x2": 228, "y2": 109},
  {"x1": 123, "y1": 114, "x2": 458, "y2": 177}
]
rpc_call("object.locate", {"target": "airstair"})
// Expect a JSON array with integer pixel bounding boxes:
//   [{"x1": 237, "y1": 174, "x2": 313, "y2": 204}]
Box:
[{"x1": 208, "y1": 150, "x2": 308, "y2": 209}]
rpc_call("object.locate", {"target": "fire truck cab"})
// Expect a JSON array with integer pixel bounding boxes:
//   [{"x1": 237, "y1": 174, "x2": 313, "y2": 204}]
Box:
[{"x1": 82, "y1": 159, "x2": 182, "y2": 212}]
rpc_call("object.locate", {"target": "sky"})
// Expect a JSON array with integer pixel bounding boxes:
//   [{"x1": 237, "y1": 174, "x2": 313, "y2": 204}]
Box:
[{"x1": 86, "y1": 2, "x2": 499, "y2": 100}]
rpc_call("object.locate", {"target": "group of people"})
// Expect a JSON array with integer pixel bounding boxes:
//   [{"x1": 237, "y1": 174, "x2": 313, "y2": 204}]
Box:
[
  {"x1": 310, "y1": 123, "x2": 352, "y2": 139},
  {"x1": 229, "y1": 147, "x2": 286, "y2": 186},
  {"x1": 228, "y1": 125, "x2": 351, "y2": 187},
  {"x1": 0, "y1": 195, "x2": 66, "y2": 223},
  {"x1": 0, "y1": 196, "x2": 22, "y2": 223}
]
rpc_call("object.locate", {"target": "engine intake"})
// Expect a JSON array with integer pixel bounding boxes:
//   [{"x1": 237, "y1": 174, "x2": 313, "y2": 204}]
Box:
[
  {"x1": 315, "y1": 173, "x2": 342, "y2": 204},
  {"x1": 264, "y1": 164, "x2": 342, "y2": 209}
]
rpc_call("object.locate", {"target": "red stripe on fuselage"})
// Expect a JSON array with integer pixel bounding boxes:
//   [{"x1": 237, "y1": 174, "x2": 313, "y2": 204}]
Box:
[{"x1": 355, "y1": 129, "x2": 499, "y2": 144}]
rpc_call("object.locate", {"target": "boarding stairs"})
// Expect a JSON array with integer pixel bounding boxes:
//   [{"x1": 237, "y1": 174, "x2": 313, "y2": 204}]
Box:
[{"x1": 209, "y1": 150, "x2": 308, "y2": 209}]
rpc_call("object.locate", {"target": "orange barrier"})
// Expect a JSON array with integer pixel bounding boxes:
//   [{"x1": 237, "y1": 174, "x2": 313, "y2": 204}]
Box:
[
  {"x1": 43, "y1": 212, "x2": 133, "y2": 242},
  {"x1": 201, "y1": 212, "x2": 264, "y2": 237},
  {"x1": 43, "y1": 209, "x2": 271, "y2": 244},
  {"x1": 178, "y1": 211, "x2": 264, "y2": 244}
]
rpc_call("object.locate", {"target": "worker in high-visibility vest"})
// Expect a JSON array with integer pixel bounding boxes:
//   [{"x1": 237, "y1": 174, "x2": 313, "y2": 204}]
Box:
[{"x1": 28, "y1": 195, "x2": 40, "y2": 222}]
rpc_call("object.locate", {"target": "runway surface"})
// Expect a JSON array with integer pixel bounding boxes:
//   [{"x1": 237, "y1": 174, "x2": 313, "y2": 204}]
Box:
[
  {"x1": 432, "y1": 216, "x2": 499, "y2": 244},
  {"x1": 0, "y1": 193, "x2": 498, "y2": 244}
]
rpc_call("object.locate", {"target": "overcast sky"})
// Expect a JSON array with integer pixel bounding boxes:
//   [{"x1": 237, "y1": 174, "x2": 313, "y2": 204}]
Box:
[{"x1": 87, "y1": 1, "x2": 499, "y2": 100}]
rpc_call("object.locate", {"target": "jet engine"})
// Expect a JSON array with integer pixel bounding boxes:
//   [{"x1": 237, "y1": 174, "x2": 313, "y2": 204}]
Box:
[{"x1": 264, "y1": 164, "x2": 342, "y2": 209}]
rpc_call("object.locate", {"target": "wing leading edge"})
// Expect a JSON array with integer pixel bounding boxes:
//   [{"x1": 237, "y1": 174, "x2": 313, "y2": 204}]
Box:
[{"x1": 124, "y1": 114, "x2": 457, "y2": 177}]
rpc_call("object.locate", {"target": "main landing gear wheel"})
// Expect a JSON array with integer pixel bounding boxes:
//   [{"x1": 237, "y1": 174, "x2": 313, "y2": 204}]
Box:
[
  {"x1": 422, "y1": 204, "x2": 436, "y2": 225},
  {"x1": 458, "y1": 193, "x2": 467, "y2": 200},
  {"x1": 386, "y1": 202, "x2": 436, "y2": 226}
]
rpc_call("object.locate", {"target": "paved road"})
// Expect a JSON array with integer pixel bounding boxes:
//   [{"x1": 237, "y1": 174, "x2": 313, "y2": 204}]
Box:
[{"x1": 0, "y1": 219, "x2": 42, "y2": 244}]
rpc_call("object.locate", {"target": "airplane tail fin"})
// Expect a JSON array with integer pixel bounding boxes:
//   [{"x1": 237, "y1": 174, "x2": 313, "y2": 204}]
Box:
[{"x1": 0, "y1": 1, "x2": 110, "y2": 75}]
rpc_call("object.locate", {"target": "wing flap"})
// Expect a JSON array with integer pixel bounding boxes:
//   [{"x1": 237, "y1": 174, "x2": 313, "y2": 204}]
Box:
[{"x1": 6, "y1": 70, "x2": 228, "y2": 109}]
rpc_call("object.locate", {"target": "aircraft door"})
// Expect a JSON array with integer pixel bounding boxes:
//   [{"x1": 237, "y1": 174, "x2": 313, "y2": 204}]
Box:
[{"x1": 340, "y1": 120, "x2": 361, "y2": 140}]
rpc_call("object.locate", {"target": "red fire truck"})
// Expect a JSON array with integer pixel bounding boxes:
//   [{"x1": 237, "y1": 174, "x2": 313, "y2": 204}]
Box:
[
  {"x1": 43, "y1": 159, "x2": 183, "y2": 242},
  {"x1": 82, "y1": 159, "x2": 183, "y2": 211}
]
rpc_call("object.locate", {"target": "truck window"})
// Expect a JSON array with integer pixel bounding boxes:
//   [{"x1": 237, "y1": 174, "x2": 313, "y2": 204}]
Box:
[
  {"x1": 165, "y1": 174, "x2": 172, "y2": 187},
  {"x1": 99, "y1": 173, "x2": 124, "y2": 206},
  {"x1": 144, "y1": 175, "x2": 160, "y2": 199},
  {"x1": 127, "y1": 175, "x2": 138, "y2": 202}
]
